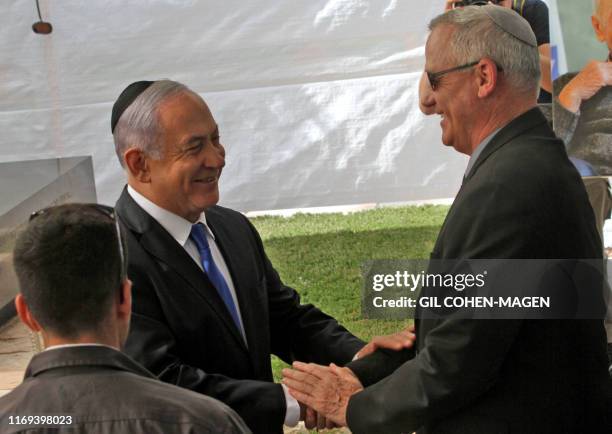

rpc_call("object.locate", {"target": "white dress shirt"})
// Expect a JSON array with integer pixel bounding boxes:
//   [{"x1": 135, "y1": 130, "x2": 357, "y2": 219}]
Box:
[{"x1": 127, "y1": 186, "x2": 300, "y2": 426}]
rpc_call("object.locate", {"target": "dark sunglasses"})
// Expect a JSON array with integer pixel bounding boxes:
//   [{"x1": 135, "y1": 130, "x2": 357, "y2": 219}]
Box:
[
  {"x1": 426, "y1": 60, "x2": 503, "y2": 91},
  {"x1": 426, "y1": 61, "x2": 478, "y2": 91},
  {"x1": 30, "y1": 204, "x2": 126, "y2": 284}
]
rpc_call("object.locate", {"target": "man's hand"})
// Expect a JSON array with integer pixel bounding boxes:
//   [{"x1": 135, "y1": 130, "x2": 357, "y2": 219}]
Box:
[
  {"x1": 444, "y1": 0, "x2": 456, "y2": 11},
  {"x1": 559, "y1": 60, "x2": 612, "y2": 113},
  {"x1": 282, "y1": 362, "x2": 363, "y2": 427},
  {"x1": 299, "y1": 402, "x2": 339, "y2": 430},
  {"x1": 300, "y1": 402, "x2": 316, "y2": 429},
  {"x1": 538, "y1": 44, "x2": 552, "y2": 94},
  {"x1": 355, "y1": 324, "x2": 416, "y2": 359}
]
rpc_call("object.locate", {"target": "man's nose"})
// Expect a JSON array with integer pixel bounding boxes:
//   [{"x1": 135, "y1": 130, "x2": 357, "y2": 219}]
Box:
[
  {"x1": 204, "y1": 142, "x2": 226, "y2": 168},
  {"x1": 418, "y1": 71, "x2": 436, "y2": 115}
]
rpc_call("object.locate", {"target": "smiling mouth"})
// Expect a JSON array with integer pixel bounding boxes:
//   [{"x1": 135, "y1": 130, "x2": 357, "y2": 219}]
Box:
[{"x1": 194, "y1": 175, "x2": 218, "y2": 184}]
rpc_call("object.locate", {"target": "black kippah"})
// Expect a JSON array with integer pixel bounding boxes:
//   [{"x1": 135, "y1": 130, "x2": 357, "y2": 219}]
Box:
[{"x1": 111, "y1": 80, "x2": 155, "y2": 133}]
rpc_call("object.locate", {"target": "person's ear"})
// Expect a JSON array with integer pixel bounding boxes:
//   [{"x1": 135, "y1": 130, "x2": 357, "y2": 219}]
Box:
[
  {"x1": 591, "y1": 15, "x2": 606, "y2": 43},
  {"x1": 15, "y1": 294, "x2": 42, "y2": 333},
  {"x1": 475, "y1": 58, "x2": 498, "y2": 98},
  {"x1": 117, "y1": 279, "x2": 132, "y2": 321},
  {"x1": 124, "y1": 148, "x2": 151, "y2": 183},
  {"x1": 115, "y1": 279, "x2": 132, "y2": 349}
]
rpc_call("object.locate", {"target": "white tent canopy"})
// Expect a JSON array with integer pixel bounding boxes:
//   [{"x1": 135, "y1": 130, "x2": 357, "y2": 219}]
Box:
[{"x1": 1, "y1": 0, "x2": 466, "y2": 212}]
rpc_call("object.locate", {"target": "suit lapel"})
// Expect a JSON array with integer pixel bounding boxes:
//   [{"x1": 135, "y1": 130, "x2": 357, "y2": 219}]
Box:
[
  {"x1": 116, "y1": 188, "x2": 249, "y2": 353},
  {"x1": 421, "y1": 108, "x2": 548, "y2": 339},
  {"x1": 464, "y1": 107, "x2": 547, "y2": 183},
  {"x1": 432, "y1": 108, "x2": 548, "y2": 257},
  {"x1": 205, "y1": 210, "x2": 262, "y2": 371}
]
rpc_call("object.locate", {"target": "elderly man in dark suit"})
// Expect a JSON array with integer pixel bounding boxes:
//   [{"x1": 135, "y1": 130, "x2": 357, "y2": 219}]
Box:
[
  {"x1": 0, "y1": 204, "x2": 249, "y2": 434},
  {"x1": 283, "y1": 5, "x2": 611, "y2": 434},
  {"x1": 111, "y1": 80, "x2": 414, "y2": 433}
]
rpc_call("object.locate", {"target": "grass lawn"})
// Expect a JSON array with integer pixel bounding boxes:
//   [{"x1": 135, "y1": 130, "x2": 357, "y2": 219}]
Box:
[{"x1": 249, "y1": 204, "x2": 448, "y2": 382}]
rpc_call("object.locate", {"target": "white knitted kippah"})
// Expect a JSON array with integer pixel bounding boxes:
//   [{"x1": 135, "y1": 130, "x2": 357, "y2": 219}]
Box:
[{"x1": 480, "y1": 4, "x2": 537, "y2": 47}]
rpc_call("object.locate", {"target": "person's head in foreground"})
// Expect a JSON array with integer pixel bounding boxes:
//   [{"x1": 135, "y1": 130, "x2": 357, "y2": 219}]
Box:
[
  {"x1": 420, "y1": 4, "x2": 540, "y2": 155},
  {"x1": 14, "y1": 203, "x2": 130, "y2": 348},
  {"x1": 112, "y1": 80, "x2": 224, "y2": 223},
  {"x1": 4, "y1": 203, "x2": 251, "y2": 433}
]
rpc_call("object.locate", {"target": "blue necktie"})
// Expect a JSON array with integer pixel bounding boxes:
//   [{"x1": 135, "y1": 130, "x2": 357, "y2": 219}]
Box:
[{"x1": 190, "y1": 223, "x2": 244, "y2": 337}]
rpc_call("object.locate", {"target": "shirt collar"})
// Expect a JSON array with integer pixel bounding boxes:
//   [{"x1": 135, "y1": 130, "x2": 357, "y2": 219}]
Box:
[
  {"x1": 43, "y1": 343, "x2": 115, "y2": 352},
  {"x1": 464, "y1": 128, "x2": 501, "y2": 179},
  {"x1": 127, "y1": 185, "x2": 215, "y2": 246},
  {"x1": 26, "y1": 345, "x2": 155, "y2": 379}
]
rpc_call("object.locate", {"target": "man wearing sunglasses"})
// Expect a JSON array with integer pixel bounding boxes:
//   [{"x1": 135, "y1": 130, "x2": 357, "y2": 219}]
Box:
[
  {"x1": 0, "y1": 204, "x2": 250, "y2": 433},
  {"x1": 282, "y1": 6, "x2": 610, "y2": 434},
  {"x1": 445, "y1": 0, "x2": 552, "y2": 103}
]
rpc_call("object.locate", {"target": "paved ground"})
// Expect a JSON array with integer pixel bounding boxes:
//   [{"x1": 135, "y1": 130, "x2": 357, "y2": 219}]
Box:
[
  {"x1": 0, "y1": 317, "x2": 41, "y2": 396},
  {"x1": 284, "y1": 423, "x2": 350, "y2": 433}
]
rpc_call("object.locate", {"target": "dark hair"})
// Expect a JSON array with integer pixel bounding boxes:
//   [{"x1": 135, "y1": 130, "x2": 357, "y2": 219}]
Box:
[{"x1": 13, "y1": 203, "x2": 126, "y2": 338}]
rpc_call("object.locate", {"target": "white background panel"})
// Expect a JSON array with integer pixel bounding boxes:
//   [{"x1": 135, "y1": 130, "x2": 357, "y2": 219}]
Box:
[{"x1": 1, "y1": 0, "x2": 465, "y2": 211}]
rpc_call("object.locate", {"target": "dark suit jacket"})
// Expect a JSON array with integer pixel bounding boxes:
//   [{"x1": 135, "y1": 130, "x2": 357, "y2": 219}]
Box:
[
  {"x1": 0, "y1": 345, "x2": 250, "y2": 433},
  {"x1": 115, "y1": 191, "x2": 364, "y2": 434},
  {"x1": 346, "y1": 108, "x2": 611, "y2": 434}
]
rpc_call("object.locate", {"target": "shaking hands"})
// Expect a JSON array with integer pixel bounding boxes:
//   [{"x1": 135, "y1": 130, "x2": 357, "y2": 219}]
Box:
[{"x1": 283, "y1": 325, "x2": 415, "y2": 430}]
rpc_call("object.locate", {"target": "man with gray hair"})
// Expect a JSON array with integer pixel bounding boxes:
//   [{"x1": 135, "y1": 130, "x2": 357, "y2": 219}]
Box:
[
  {"x1": 283, "y1": 5, "x2": 610, "y2": 433},
  {"x1": 445, "y1": 0, "x2": 552, "y2": 103},
  {"x1": 110, "y1": 80, "x2": 414, "y2": 433}
]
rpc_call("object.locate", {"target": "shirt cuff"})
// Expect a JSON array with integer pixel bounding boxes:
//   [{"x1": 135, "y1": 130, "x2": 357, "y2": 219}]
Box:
[{"x1": 282, "y1": 384, "x2": 300, "y2": 427}]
